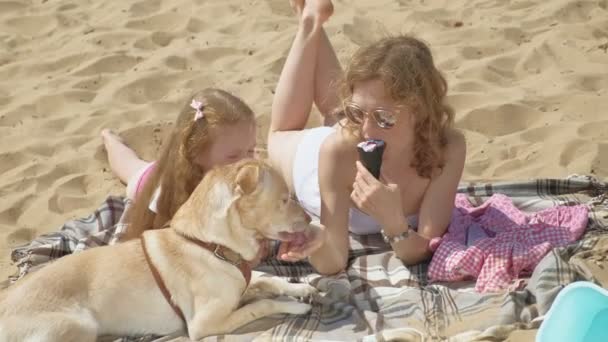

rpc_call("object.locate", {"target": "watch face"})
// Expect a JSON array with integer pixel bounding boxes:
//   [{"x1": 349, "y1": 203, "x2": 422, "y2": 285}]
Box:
[{"x1": 381, "y1": 230, "x2": 389, "y2": 243}]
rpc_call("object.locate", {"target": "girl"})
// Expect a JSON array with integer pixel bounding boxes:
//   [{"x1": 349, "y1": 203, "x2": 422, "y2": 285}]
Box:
[
  {"x1": 102, "y1": 88, "x2": 257, "y2": 241},
  {"x1": 268, "y1": 0, "x2": 466, "y2": 274}
]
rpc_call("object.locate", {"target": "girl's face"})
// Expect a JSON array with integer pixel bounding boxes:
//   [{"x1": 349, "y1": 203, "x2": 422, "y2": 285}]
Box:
[
  {"x1": 349, "y1": 79, "x2": 415, "y2": 148},
  {"x1": 195, "y1": 120, "x2": 257, "y2": 171}
]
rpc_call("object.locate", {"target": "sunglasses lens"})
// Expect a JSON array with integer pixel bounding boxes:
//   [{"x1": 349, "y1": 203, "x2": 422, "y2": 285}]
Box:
[
  {"x1": 374, "y1": 110, "x2": 396, "y2": 129},
  {"x1": 344, "y1": 105, "x2": 365, "y2": 124}
]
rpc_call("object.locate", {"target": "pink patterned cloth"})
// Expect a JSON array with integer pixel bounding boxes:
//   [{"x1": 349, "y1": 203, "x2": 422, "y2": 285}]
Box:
[{"x1": 428, "y1": 194, "x2": 589, "y2": 292}]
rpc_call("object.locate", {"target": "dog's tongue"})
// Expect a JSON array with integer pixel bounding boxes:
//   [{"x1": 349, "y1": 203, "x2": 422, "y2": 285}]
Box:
[{"x1": 278, "y1": 231, "x2": 307, "y2": 244}]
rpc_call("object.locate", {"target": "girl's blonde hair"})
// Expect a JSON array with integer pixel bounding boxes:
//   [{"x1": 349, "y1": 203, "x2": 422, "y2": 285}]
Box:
[
  {"x1": 338, "y1": 35, "x2": 454, "y2": 178},
  {"x1": 122, "y1": 88, "x2": 255, "y2": 240}
]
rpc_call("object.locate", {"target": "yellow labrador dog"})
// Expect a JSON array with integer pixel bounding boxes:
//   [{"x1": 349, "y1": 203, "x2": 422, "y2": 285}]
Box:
[{"x1": 0, "y1": 159, "x2": 319, "y2": 341}]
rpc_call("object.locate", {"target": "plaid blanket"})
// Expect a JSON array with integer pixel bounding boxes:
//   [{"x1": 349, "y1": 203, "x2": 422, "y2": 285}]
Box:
[{"x1": 6, "y1": 175, "x2": 608, "y2": 341}]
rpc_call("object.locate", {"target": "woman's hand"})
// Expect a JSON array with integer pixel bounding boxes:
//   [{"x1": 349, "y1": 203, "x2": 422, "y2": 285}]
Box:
[
  {"x1": 278, "y1": 222, "x2": 326, "y2": 262},
  {"x1": 351, "y1": 161, "x2": 404, "y2": 229}
]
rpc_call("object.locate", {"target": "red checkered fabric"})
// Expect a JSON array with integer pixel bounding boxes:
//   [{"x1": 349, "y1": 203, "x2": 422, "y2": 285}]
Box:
[{"x1": 428, "y1": 194, "x2": 589, "y2": 292}]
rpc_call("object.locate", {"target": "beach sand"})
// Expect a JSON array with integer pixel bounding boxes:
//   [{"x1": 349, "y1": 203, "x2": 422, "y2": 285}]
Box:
[{"x1": 1, "y1": 0, "x2": 607, "y2": 340}]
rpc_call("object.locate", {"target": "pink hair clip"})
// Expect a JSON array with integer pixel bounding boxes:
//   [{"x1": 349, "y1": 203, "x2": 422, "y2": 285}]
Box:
[{"x1": 191, "y1": 99, "x2": 205, "y2": 121}]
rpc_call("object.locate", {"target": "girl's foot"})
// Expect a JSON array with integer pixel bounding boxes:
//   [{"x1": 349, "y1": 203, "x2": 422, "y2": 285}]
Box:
[
  {"x1": 101, "y1": 128, "x2": 125, "y2": 151},
  {"x1": 101, "y1": 129, "x2": 148, "y2": 184}
]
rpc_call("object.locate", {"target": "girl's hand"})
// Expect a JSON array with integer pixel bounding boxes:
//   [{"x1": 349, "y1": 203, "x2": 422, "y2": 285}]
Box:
[
  {"x1": 278, "y1": 222, "x2": 326, "y2": 262},
  {"x1": 351, "y1": 161, "x2": 403, "y2": 229}
]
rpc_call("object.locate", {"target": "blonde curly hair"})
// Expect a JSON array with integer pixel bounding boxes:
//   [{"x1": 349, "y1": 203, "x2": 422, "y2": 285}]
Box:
[{"x1": 338, "y1": 35, "x2": 454, "y2": 178}]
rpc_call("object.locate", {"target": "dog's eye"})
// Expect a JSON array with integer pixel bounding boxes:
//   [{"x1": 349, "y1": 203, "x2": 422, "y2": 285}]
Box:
[{"x1": 281, "y1": 194, "x2": 297, "y2": 206}]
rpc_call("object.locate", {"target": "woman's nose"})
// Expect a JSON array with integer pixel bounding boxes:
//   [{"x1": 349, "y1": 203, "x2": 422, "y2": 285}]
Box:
[{"x1": 361, "y1": 116, "x2": 378, "y2": 135}]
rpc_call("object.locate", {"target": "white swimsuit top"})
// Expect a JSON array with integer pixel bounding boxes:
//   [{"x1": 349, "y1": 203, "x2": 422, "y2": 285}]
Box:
[{"x1": 291, "y1": 126, "x2": 418, "y2": 235}]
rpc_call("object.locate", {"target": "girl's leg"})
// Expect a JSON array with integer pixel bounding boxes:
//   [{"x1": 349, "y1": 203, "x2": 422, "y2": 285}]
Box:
[
  {"x1": 269, "y1": 0, "x2": 333, "y2": 133},
  {"x1": 101, "y1": 129, "x2": 149, "y2": 184}
]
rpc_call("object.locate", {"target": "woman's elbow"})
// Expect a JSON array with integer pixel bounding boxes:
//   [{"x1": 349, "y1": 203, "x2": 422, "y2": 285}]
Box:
[
  {"x1": 311, "y1": 255, "x2": 348, "y2": 276},
  {"x1": 395, "y1": 248, "x2": 431, "y2": 266},
  {"x1": 316, "y1": 264, "x2": 346, "y2": 276}
]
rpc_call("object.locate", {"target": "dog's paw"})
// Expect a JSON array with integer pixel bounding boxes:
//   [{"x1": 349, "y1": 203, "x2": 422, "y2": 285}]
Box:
[
  {"x1": 285, "y1": 302, "x2": 313, "y2": 315},
  {"x1": 286, "y1": 283, "x2": 318, "y2": 301}
]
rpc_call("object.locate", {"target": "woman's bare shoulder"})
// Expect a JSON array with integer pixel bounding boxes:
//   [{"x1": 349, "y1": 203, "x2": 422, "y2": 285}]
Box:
[
  {"x1": 319, "y1": 127, "x2": 358, "y2": 185},
  {"x1": 322, "y1": 126, "x2": 358, "y2": 157},
  {"x1": 445, "y1": 128, "x2": 466, "y2": 156},
  {"x1": 437, "y1": 128, "x2": 466, "y2": 178}
]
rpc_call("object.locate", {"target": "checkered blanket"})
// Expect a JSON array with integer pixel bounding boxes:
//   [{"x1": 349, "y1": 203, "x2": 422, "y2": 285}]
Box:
[{"x1": 6, "y1": 175, "x2": 608, "y2": 341}]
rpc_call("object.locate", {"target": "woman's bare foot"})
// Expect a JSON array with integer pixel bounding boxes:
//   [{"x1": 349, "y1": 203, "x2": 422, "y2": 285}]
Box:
[
  {"x1": 290, "y1": 0, "x2": 305, "y2": 15},
  {"x1": 101, "y1": 129, "x2": 148, "y2": 184},
  {"x1": 291, "y1": 0, "x2": 333, "y2": 26}
]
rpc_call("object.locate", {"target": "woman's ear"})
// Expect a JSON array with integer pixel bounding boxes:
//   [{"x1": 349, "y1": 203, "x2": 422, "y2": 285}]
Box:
[{"x1": 234, "y1": 163, "x2": 260, "y2": 195}]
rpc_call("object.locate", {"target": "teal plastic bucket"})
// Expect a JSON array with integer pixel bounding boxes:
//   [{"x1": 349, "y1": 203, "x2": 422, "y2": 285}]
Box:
[{"x1": 537, "y1": 281, "x2": 608, "y2": 342}]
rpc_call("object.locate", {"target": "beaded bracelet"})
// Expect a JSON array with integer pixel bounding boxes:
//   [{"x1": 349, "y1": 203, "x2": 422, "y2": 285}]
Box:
[{"x1": 380, "y1": 226, "x2": 410, "y2": 244}]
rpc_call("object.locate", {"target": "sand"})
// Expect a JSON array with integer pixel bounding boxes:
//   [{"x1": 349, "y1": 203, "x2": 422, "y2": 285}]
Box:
[{"x1": 1, "y1": 0, "x2": 607, "y2": 340}]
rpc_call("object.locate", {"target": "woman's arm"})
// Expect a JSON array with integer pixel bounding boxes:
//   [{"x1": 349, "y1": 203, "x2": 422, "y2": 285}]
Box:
[
  {"x1": 385, "y1": 130, "x2": 466, "y2": 264},
  {"x1": 307, "y1": 133, "x2": 355, "y2": 275}
]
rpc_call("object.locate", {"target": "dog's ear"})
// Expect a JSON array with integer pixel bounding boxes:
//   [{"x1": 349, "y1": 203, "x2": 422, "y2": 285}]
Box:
[
  {"x1": 235, "y1": 163, "x2": 260, "y2": 195},
  {"x1": 207, "y1": 181, "x2": 237, "y2": 218}
]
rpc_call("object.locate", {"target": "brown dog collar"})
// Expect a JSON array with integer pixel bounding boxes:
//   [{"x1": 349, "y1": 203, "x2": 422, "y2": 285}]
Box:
[
  {"x1": 140, "y1": 235, "x2": 186, "y2": 324},
  {"x1": 140, "y1": 233, "x2": 253, "y2": 327},
  {"x1": 176, "y1": 232, "x2": 252, "y2": 286}
]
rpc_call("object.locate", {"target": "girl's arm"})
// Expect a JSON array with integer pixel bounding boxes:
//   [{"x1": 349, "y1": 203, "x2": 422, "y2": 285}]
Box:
[{"x1": 307, "y1": 133, "x2": 355, "y2": 275}]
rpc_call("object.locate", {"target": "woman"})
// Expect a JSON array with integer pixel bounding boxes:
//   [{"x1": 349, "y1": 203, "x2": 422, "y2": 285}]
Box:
[{"x1": 268, "y1": 0, "x2": 466, "y2": 275}]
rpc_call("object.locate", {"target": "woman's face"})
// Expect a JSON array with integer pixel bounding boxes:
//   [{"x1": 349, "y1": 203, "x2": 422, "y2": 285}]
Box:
[
  {"x1": 349, "y1": 79, "x2": 415, "y2": 147},
  {"x1": 195, "y1": 120, "x2": 257, "y2": 171}
]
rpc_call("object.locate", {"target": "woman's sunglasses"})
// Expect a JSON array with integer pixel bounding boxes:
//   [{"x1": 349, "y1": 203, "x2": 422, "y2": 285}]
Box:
[{"x1": 342, "y1": 102, "x2": 397, "y2": 129}]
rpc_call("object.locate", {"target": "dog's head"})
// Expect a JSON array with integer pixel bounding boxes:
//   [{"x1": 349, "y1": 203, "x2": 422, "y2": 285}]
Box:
[
  {"x1": 173, "y1": 159, "x2": 310, "y2": 257},
  {"x1": 229, "y1": 160, "x2": 311, "y2": 240}
]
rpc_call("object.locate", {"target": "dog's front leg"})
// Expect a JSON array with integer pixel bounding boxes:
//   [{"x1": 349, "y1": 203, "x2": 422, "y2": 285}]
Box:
[
  {"x1": 241, "y1": 274, "x2": 318, "y2": 305},
  {"x1": 188, "y1": 298, "x2": 312, "y2": 340}
]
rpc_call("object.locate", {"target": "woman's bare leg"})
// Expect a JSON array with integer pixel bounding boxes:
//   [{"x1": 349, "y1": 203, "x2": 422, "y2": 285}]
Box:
[
  {"x1": 291, "y1": 0, "x2": 343, "y2": 125},
  {"x1": 267, "y1": 0, "x2": 337, "y2": 191},
  {"x1": 269, "y1": 0, "x2": 334, "y2": 133},
  {"x1": 101, "y1": 129, "x2": 149, "y2": 184},
  {"x1": 314, "y1": 25, "x2": 343, "y2": 125}
]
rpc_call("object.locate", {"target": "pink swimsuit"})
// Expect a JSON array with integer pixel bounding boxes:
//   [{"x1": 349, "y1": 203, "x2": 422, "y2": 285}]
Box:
[{"x1": 134, "y1": 162, "x2": 157, "y2": 199}]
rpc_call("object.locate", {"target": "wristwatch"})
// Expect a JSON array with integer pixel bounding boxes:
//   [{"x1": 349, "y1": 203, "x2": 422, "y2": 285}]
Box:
[{"x1": 381, "y1": 224, "x2": 411, "y2": 244}]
